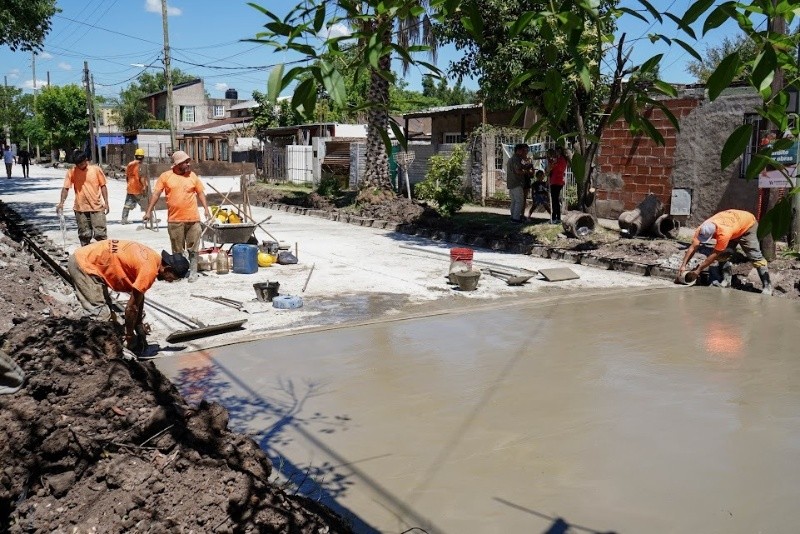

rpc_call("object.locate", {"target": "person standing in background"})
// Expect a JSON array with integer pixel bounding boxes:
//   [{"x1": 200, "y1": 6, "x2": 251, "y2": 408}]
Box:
[
  {"x1": 547, "y1": 147, "x2": 568, "y2": 225},
  {"x1": 56, "y1": 150, "x2": 109, "y2": 246},
  {"x1": 3, "y1": 146, "x2": 15, "y2": 179},
  {"x1": 16, "y1": 146, "x2": 30, "y2": 178},
  {"x1": 122, "y1": 148, "x2": 148, "y2": 224}
]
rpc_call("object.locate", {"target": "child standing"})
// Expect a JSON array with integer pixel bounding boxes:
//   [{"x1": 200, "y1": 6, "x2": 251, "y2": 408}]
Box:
[{"x1": 528, "y1": 170, "x2": 551, "y2": 218}]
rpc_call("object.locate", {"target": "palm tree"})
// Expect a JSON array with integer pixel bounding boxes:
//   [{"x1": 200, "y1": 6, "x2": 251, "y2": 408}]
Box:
[{"x1": 357, "y1": 2, "x2": 437, "y2": 198}]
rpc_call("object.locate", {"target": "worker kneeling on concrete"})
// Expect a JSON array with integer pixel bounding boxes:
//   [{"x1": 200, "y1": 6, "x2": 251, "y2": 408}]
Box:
[
  {"x1": 677, "y1": 209, "x2": 772, "y2": 295},
  {"x1": 67, "y1": 239, "x2": 189, "y2": 354}
]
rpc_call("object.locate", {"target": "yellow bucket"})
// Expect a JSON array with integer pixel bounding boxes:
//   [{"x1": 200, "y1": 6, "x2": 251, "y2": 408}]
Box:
[{"x1": 257, "y1": 251, "x2": 275, "y2": 267}]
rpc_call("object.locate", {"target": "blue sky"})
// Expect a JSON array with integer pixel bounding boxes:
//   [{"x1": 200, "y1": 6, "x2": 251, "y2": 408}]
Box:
[{"x1": 0, "y1": 0, "x2": 753, "y2": 102}]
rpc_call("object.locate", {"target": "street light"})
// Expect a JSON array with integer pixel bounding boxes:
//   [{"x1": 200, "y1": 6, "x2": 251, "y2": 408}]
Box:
[{"x1": 131, "y1": 62, "x2": 176, "y2": 153}]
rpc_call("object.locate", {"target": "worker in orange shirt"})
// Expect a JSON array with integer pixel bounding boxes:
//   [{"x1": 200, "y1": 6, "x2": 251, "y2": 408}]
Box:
[
  {"x1": 56, "y1": 150, "x2": 109, "y2": 246},
  {"x1": 143, "y1": 150, "x2": 211, "y2": 283},
  {"x1": 67, "y1": 239, "x2": 189, "y2": 355},
  {"x1": 121, "y1": 148, "x2": 148, "y2": 224},
  {"x1": 677, "y1": 209, "x2": 772, "y2": 295}
]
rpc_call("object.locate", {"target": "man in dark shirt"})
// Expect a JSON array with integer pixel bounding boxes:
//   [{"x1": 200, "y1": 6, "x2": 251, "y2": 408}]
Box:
[{"x1": 16, "y1": 147, "x2": 30, "y2": 178}]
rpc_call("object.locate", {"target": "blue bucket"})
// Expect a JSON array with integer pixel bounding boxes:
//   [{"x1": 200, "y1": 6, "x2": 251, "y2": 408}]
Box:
[{"x1": 232, "y1": 244, "x2": 258, "y2": 274}]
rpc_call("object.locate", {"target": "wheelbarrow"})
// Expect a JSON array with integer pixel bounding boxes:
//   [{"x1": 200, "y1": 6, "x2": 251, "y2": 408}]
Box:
[{"x1": 483, "y1": 267, "x2": 538, "y2": 286}]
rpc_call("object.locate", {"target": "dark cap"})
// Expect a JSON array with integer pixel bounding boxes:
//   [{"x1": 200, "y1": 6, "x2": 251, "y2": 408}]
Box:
[
  {"x1": 161, "y1": 250, "x2": 190, "y2": 278},
  {"x1": 72, "y1": 150, "x2": 89, "y2": 164}
]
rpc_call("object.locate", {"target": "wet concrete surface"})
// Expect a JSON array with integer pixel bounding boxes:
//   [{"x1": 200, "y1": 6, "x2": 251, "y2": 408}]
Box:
[{"x1": 155, "y1": 286, "x2": 800, "y2": 533}]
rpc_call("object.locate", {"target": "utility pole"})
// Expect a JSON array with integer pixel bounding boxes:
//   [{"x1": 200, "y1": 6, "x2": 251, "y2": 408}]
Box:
[
  {"x1": 161, "y1": 0, "x2": 176, "y2": 152},
  {"x1": 83, "y1": 61, "x2": 97, "y2": 163},
  {"x1": 3, "y1": 76, "x2": 9, "y2": 148},
  {"x1": 90, "y1": 74, "x2": 103, "y2": 166},
  {"x1": 32, "y1": 51, "x2": 40, "y2": 160},
  {"x1": 759, "y1": 4, "x2": 786, "y2": 260}
]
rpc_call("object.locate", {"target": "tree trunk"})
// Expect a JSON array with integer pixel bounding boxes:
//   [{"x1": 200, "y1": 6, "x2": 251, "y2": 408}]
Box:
[{"x1": 360, "y1": 26, "x2": 392, "y2": 193}]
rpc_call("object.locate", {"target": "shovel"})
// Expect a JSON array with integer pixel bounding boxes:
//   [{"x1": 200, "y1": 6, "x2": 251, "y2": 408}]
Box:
[
  {"x1": 484, "y1": 267, "x2": 538, "y2": 286},
  {"x1": 145, "y1": 298, "x2": 247, "y2": 344}
]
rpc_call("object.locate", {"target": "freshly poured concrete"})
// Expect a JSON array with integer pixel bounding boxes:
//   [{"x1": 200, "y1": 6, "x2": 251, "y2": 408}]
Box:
[{"x1": 156, "y1": 286, "x2": 800, "y2": 533}]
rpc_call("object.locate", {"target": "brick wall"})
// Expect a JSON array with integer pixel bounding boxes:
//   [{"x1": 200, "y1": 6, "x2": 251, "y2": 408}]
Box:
[{"x1": 594, "y1": 97, "x2": 701, "y2": 217}]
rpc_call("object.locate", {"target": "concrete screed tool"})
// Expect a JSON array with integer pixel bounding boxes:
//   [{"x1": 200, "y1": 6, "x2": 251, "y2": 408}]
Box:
[{"x1": 145, "y1": 297, "x2": 247, "y2": 343}]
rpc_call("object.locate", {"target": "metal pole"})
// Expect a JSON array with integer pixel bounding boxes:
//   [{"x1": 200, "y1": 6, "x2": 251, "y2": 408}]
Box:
[
  {"x1": 3, "y1": 75, "x2": 9, "y2": 148},
  {"x1": 161, "y1": 0, "x2": 176, "y2": 152},
  {"x1": 90, "y1": 74, "x2": 103, "y2": 166},
  {"x1": 32, "y1": 52, "x2": 40, "y2": 160},
  {"x1": 83, "y1": 62, "x2": 97, "y2": 163}
]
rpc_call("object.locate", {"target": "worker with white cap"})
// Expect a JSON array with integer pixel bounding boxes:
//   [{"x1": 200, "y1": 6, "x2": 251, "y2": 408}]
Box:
[
  {"x1": 143, "y1": 150, "x2": 211, "y2": 282},
  {"x1": 677, "y1": 209, "x2": 772, "y2": 295}
]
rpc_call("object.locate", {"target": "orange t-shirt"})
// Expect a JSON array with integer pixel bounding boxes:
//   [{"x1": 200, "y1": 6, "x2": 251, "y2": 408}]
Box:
[
  {"x1": 125, "y1": 160, "x2": 145, "y2": 195},
  {"x1": 153, "y1": 170, "x2": 204, "y2": 222},
  {"x1": 63, "y1": 165, "x2": 107, "y2": 212},
  {"x1": 694, "y1": 209, "x2": 756, "y2": 252},
  {"x1": 74, "y1": 239, "x2": 160, "y2": 294}
]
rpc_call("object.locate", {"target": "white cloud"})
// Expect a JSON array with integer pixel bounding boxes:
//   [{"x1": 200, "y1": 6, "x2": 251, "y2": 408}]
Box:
[
  {"x1": 8, "y1": 69, "x2": 19, "y2": 80},
  {"x1": 214, "y1": 83, "x2": 229, "y2": 92},
  {"x1": 323, "y1": 23, "x2": 352, "y2": 40},
  {"x1": 58, "y1": 62, "x2": 72, "y2": 71},
  {"x1": 23, "y1": 79, "x2": 50, "y2": 89},
  {"x1": 145, "y1": 0, "x2": 181, "y2": 16},
  {"x1": 38, "y1": 51, "x2": 53, "y2": 59}
]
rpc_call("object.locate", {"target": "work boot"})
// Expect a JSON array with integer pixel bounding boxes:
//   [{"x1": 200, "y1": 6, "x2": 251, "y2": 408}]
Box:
[
  {"x1": 188, "y1": 251, "x2": 198, "y2": 283},
  {"x1": 757, "y1": 266, "x2": 773, "y2": 295},
  {"x1": 121, "y1": 208, "x2": 129, "y2": 224}
]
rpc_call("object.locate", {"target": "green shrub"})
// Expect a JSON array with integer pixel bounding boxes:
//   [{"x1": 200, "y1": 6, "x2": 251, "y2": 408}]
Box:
[
  {"x1": 415, "y1": 145, "x2": 467, "y2": 217},
  {"x1": 317, "y1": 175, "x2": 341, "y2": 197}
]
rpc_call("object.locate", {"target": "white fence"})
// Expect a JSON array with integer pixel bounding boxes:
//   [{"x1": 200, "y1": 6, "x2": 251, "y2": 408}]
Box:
[{"x1": 286, "y1": 145, "x2": 313, "y2": 185}]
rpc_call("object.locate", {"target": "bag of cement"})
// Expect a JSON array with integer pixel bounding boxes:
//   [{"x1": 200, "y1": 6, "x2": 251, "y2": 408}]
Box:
[
  {"x1": 0, "y1": 350, "x2": 25, "y2": 395},
  {"x1": 277, "y1": 251, "x2": 298, "y2": 265}
]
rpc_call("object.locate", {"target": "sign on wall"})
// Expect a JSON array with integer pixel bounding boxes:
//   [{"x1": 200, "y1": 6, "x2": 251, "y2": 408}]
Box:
[{"x1": 758, "y1": 140, "x2": 798, "y2": 188}]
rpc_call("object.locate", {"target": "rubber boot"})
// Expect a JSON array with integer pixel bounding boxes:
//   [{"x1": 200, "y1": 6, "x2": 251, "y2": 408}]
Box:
[
  {"x1": 757, "y1": 266, "x2": 772, "y2": 296},
  {"x1": 188, "y1": 251, "x2": 198, "y2": 283},
  {"x1": 121, "y1": 208, "x2": 130, "y2": 224}
]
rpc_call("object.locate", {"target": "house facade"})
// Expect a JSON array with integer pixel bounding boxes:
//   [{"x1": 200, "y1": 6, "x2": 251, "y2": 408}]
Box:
[{"x1": 141, "y1": 79, "x2": 245, "y2": 132}]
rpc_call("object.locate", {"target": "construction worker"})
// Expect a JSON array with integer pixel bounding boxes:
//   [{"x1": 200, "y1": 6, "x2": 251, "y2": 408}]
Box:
[
  {"x1": 677, "y1": 209, "x2": 773, "y2": 295},
  {"x1": 56, "y1": 150, "x2": 109, "y2": 246},
  {"x1": 67, "y1": 239, "x2": 189, "y2": 355},
  {"x1": 143, "y1": 150, "x2": 211, "y2": 283},
  {"x1": 121, "y1": 148, "x2": 148, "y2": 224}
]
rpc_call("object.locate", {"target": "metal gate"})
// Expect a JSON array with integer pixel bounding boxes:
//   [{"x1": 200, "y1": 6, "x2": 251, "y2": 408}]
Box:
[
  {"x1": 260, "y1": 145, "x2": 287, "y2": 181},
  {"x1": 287, "y1": 145, "x2": 313, "y2": 185}
]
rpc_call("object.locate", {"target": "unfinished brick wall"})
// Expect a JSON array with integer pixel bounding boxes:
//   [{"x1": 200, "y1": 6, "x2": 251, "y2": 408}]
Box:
[{"x1": 594, "y1": 97, "x2": 701, "y2": 218}]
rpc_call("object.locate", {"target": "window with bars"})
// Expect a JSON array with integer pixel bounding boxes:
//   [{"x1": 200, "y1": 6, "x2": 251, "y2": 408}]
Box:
[{"x1": 213, "y1": 105, "x2": 225, "y2": 118}]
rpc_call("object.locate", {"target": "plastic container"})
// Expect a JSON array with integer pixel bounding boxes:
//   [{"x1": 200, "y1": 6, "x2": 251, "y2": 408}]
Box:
[
  {"x1": 257, "y1": 251, "x2": 275, "y2": 267},
  {"x1": 453, "y1": 270, "x2": 481, "y2": 291},
  {"x1": 215, "y1": 250, "x2": 229, "y2": 275},
  {"x1": 232, "y1": 244, "x2": 258, "y2": 274},
  {"x1": 273, "y1": 295, "x2": 303, "y2": 309},
  {"x1": 450, "y1": 247, "x2": 474, "y2": 269}
]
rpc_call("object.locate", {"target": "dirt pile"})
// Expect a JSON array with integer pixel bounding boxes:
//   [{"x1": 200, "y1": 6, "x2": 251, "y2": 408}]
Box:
[{"x1": 0, "y1": 224, "x2": 350, "y2": 532}]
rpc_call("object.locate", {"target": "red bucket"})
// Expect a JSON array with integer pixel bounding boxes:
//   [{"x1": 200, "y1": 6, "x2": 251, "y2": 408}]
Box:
[{"x1": 450, "y1": 247, "x2": 474, "y2": 268}]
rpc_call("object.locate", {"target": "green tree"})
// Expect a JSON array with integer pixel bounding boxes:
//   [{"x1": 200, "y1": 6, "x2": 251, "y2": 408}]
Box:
[
  {"x1": 0, "y1": 0, "x2": 58, "y2": 51},
  {"x1": 36, "y1": 84, "x2": 89, "y2": 150},
  {"x1": 0, "y1": 85, "x2": 25, "y2": 141},
  {"x1": 688, "y1": 34, "x2": 759, "y2": 84},
  {"x1": 250, "y1": 1, "x2": 441, "y2": 199},
  {"x1": 133, "y1": 68, "x2": 196, "y2": 94},
  {"x1": 114, "y1": 86, "x2": 152, "y2": 132}
]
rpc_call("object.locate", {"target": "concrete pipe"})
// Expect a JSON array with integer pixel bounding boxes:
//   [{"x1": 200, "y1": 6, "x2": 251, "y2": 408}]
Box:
[
  {"x1": 653, "y1": 214, "x2": 680, "y2": 239},
  {"x1": 562, "y1": 212, "x2": 597, "y2": 238},
  {"x1": 618, "y1": 194, "x2": 663, "y2": 237}
]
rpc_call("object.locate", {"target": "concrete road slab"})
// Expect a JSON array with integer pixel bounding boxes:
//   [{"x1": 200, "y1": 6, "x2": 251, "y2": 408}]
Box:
[
  {"x1": 156, "y1": 287, "x2": 800, "y2": 533},
  {"x1": 0, "y1": 164, "x2": 672, "y2": 353}
]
